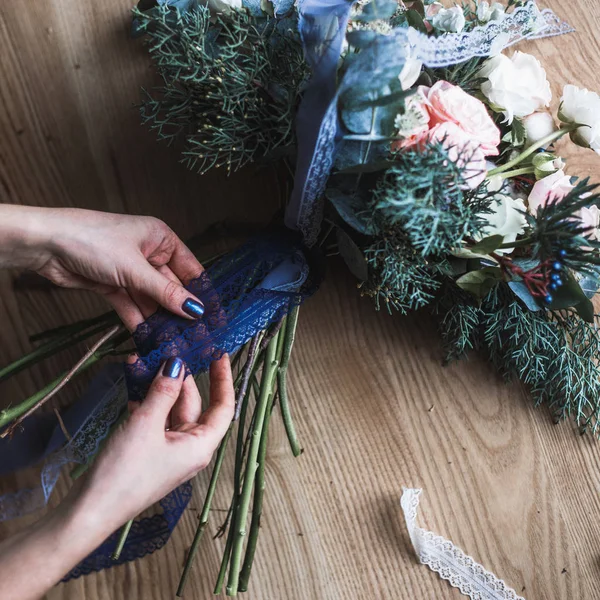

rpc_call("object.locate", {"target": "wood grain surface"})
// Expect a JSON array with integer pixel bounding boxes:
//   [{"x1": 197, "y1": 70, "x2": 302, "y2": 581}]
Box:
[{"x1": 1, "y1": 1, "x2": 600, "y2": 599}]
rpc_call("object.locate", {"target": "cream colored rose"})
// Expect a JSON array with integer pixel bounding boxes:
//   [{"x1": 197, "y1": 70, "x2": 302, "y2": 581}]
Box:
[
  {"x1": 523, "y1": 112, "x2": 556, "y2": 146},
  {"x1": 399, "y1": 57, "x2": 423, "y2": 90},
  {"x1": 476, "y1": 194, "x2": 527, "y2": 253},
  {"x1": 479, "y1": 52, "x2": 552, "y2": 123},
  {"x1": 559, "y1": 85, "x2": 600, "y2": 154},
  {"x1": 580, "y1": 205, "x2": 600, "y2": 242},
  {"x1": 431, "y1": 6, "x2": 465, "y2": 33},
  {"x1": 477, "y1": 1, "x2": 505, "y2": 23}
]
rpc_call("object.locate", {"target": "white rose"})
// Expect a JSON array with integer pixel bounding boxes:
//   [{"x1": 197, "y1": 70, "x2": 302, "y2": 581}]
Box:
[
  {"x1": 522, "y1": 112, "x2": 556, "y2": 146},
  {"x1": 432, "y1": 6, "x2": 465, "y2": 33},
  {"x1": 580, "y1": 205, "x2": 600, "y2": 242},
  {"x1": 399, "y1": 57, "x2": 423, "y2": 90},
  {"x1": 477, "y1": 1, "x2": 505, "y2": 23},
  {"x1": 477, "y1": 194, "x2": 527, "y2": 254},
  {"x1": 479, "y1": 52, "x2": 552, "y2": 123},
  {"x1": 559, "y1": 84, "x2": 600, "y2": 154},
  {"x1": 204, "y1": 0, "x2": 242, "y2": 12}
]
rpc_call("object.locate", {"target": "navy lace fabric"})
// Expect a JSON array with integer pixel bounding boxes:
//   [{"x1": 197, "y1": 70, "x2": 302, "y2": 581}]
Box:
[{"x1": 125, "y1": 233, "x2": 320, "y2": 400}]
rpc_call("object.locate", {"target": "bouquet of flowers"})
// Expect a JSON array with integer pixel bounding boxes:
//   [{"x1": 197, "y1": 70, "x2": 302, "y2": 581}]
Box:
[{"x1": 2, "y1": 0, "x2": 599, "y2": 596}]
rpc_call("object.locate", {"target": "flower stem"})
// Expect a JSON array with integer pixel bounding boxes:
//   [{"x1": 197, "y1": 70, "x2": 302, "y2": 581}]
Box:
[
  {"x1": 176, "y1": 424, "x2": 233, "y2": 597},
  {"x1": 488, "y1": 127, "x2": 573, "y2": 176},
  {"x1": 277, "y1": 306, "x2": 302, "y2": 457},
  {"x1": 496, "y1": 166, "x2": 536, "y2": 180},
  {"x1": 111, "y1": 518, "x2": 133, "y2": 561},
  {"x1": 226, "y1": 331, "x2": 280, "y2": 596}
]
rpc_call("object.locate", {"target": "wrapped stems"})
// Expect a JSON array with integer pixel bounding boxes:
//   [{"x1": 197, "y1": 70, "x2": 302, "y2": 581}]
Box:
[
  {"x1": 226, "y1": 329, "x2": 281, "y2": 596},
  {"x1": 277, "y1": 306, "x2": 302, "y2": 456}
]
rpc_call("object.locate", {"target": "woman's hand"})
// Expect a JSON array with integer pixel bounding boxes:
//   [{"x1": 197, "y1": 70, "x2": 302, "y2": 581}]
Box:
[
  {"x1": 0, "y1": 355, "x2": 235, "y2": 600},
  {"x1": 0, "y1": 205, "x2": 206, "y2": 321}
]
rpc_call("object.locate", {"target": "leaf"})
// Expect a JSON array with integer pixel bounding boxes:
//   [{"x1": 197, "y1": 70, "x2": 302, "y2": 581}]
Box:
[
  {"x1": 407, "y1": 0, "x2": 425, "y2": 17},
  {"x1": 260, "y1": 0, "x2": 274, "y2": 16},
  {"x1": 450, "y1": 247, "x2": 499, "y2": 263},
  {"x1": 337, "y1": 229, "x2": 369, "y2": 281},
  {"x1": 502, "y1": 118, "x2": 526, "y2": 147},
  {"x1": 341, "y1": 103, "x2": 400, "y2": 138},
  {"x1": 579, "y1": 275, "x2": 600, "y2": 299},
  {"x1": 470, "y1": 234, "x2": 505, "y2": 255},
  {"x1": 449, "y1": 257, "x2": 468, "y2": 276},
  {"x1": 548, "y1": 272, "x2": 596, "y2": 322},
  {"x1": 405, "y1": 9, "x2": 428, "y2": 33},
  {"x1": 456, "y1": 267, "x2": 503, "y2": 299},
  {"x1": 355, "y1": 0, "x2": 398, "y2": 22},
  {"x1": 350, "y1": 88, "x2": 415, "y2": 110},
  {"x1": 336, "y1": 160, "x2": 396, "y2": 175},
  {"x1": 508, "y1": 281, "x2": 541, "y2": 311},
  {"x1": 346, "y1": 30, "x2": 379, "y2": 49},
  {"x1": 327, "y1": 189, "x2": 377, "y2": 235}
]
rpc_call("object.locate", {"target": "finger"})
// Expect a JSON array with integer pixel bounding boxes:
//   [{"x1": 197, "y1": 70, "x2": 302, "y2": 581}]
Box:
[
  {"x1": 171, "y1": 376, "x2": 202, "y2": 427},
  {"x1": 129, "y1": 265, "x2": 182, "y2": 321},
  {"x1": 104, "y1": 289, "x2": 145, "y2": 332},
  {"x1": 167, "y1": 239, "x2": 204, "y2": 284},
  {"x1": 126, "y1": 258, "x2": 205, "y2": 320},
  {"x1": 191, "y1": 355, "x2": 234, "y2": 454},
  {"x1": 143, "y1": 357, "x2": 186, "y2": 425},
  {"x1": 126, "y1": 354, "x2": 143, "y2": 414}
]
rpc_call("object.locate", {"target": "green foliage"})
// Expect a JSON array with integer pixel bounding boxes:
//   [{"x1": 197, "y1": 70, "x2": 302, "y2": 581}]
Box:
[
  {"x1": 428, "y1": 57, "x2": 486, "y2": 94},
  {"x1": 371, "y1": 143, "x2": 492, "y2": 257},
  {"x1": 135, "y1": 5, "x2": 308, "y2": 174},
  {"x1": 438, "y1": 282, "x2": 600, "y2": 433}
]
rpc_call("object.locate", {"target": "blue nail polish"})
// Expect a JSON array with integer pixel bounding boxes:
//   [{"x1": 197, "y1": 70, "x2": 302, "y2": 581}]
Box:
[
  {"x1": 163, "y1": 357, "x2": 183, "y2": 378},
  {"x1": 182, "y1": 298, "x2": 204, "y2": 318}
]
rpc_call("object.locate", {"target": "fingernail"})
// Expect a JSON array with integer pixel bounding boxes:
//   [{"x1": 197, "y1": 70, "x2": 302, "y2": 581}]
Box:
[
  {"x1": 182, "y1": 298, "x2": 204, "y2": 318},
  {"x1": 163, "y1": 357, "x2": 183, "y2": 378}
]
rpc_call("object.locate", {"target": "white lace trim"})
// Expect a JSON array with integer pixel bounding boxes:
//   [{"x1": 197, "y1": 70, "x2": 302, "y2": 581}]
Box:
[{"x1": 401, "y1": 489, "x2": 526, "y2": 600}]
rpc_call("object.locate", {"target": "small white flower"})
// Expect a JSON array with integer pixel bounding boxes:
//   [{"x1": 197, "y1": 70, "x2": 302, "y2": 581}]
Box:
[
  {"x1": 479, "y1": 52, "x2": 552, "y2": 123},
  {"x1": 522, "y1": 112, "x2": 556, "y2": 146},
  {"x1": 204, "y1": 0, "x2": 242, "y2": 12},
  {"x1": 477, "y1": 194, "x2": 527, "y2": 254},
  {"x1": 559, "y1": 84, "x2": 600, "y2": 154},
  {"x1": 432, "y1": 6, "x2": 465, "y2": 33},
  {"x1": 399, "y1": 57, "x2": 423, "y2": 90},
  {"x1": 580, "y1": 205, "x2": 600, "y2": 241},
  {"x1": 477, "y1": 1, "x2": 505, "y2": 23}
]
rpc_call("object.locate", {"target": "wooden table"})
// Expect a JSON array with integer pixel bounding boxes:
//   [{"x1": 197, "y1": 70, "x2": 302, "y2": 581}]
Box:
[{"x1": 1, "y1": 1, "x2": 600, "y2": 598}]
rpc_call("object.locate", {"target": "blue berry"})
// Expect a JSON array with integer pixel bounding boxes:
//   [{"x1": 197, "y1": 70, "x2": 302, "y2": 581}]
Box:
[
  {"x1": 555, "y1": 277, "x2": 563, "y2": 287},
  {"x1": 558, "y1": 249, "x2": 568, "y2": 258},
  {"x1": 544, "y1": 294, "x2": 553, "y2": 304},
  {"x1": 551, "y1": 273, "x2": 561, "y2": 282},
  {"x1": 552, "y1": 261, "x2": 562, "y2": 272},
  {"x1": 549, "y1": 282, "x2": 558, "y2": 291}
]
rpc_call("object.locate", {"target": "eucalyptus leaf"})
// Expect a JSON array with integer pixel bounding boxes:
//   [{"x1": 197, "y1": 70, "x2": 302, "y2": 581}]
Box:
[
  {"x1": 456, "y1": 267, "x2": 503, "y2": 299},
  {"x1": 337, "y1": 229, "x2": 369, "y2": 281},
  {"x1": 327, "y1": 188, "x2": 377, "y2": 235},
  {"x1": 355, "y1": 0, "x2": 398, "y2": 22},
  {"x1": 341, "y1": 103, "x2": 400, "y2": 138},
  {"x1": 405, "y1": 9, "x2": 427, "y2": 33},
  {"x1": 508, "y1": 281, "x2": 541, "y2": 311},
  {"x1": 470, "y1": 234, "x2": 505, "y2": 255},
  {"x1": 579, "y1": 275, "x2": 600, "y2": 299},
  {"x1": 548, "y1": 272, "x2": 596, "y2": 323},
  {"x1": 336, "y1": 160, "x2": 396, "y2": 175},
  {"x1": 346, "y1": 29, "x2": 378, "y2": 49}
]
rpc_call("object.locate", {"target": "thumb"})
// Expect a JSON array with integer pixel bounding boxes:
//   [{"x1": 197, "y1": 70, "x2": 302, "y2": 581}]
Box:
[
  {"x1": 143, "y1": 357, "x2": 186, "y2": 424},
  {"x1": 128, "y1": 260, "x2": 205, "y2": 320}
]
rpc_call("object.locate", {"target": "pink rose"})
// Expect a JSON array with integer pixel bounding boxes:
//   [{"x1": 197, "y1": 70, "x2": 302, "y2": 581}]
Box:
[
  {"x1": 427, "y1": 122, "x2": 488, "y2": 189},
  {"x1": 425, "y1": 81, "x2": 501, "y2": 156},
  {"x1": 528, "y1": 170, "x2": 574, "y2": 215}
]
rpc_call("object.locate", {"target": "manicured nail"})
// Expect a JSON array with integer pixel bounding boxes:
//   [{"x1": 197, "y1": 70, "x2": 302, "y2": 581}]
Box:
[
  {"x1": 163, "y1": 357, "x2": 183, "y2": 378},
  {"x1": 182, "y1": 298, "x2": 204, "y2": 318}
]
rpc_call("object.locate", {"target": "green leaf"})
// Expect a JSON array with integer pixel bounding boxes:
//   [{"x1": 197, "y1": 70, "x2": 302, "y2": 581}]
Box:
[
  {"x1": 327, "y1": 189, "x2": 377, "y2": 235},
  {"x1": 456, "y1": 267, "x2": 503, "y2": 299},
  {"x1": 548, "y1": 272, "x2": 596, "y2": 322},
  {"x1": 502, "y1": 118, "x2": 526, "y2": 147},
  {"x1": 405, "y1": 9, "x2": 427, "y2": 33},
  {"x1": 455, "y1": 268, "x2": 502, "y2": 299},
  {"x1": 346, "y1": 30, "x2": 378, "y2": 49},
  {"x1": 579, "y1": 275, "x2": 600, "y2": 299},
  {"x1": 336, "y1": 160, "x2": 396, "y2": 175},
  {"x1": 470, "y1": 234, "x2": 505, "y2": 255},
  {"x1": 355, "y1": 0, "x2": 398, "y2": 22},
  {"x1": 337, "y1": 229, "x2": 369, "y2": 281},
  {"x1": 341, "y1": 103, "x2": 400, "y2": 138},
  {"x1": 409, "y1": 0, "x2": 426, "y2": 17},
  {"x1": 508, "y1": 281, "x2": 541, "y2": 311},
  {"x1": 350, "y1": 88, "x2": 415, "y2": 111}
]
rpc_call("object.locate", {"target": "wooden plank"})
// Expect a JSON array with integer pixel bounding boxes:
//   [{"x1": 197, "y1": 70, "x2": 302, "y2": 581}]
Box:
[{"x1": 0, "y1": 1, "x2": 600, "y2": 599}]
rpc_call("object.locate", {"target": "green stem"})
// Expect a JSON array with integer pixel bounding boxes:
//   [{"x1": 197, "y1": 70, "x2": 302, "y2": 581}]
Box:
[
  {"x1": 226, "y1": 332, "x2": 280, "y2": 596},
  {"x1": 277, "y1": 307, "x2": 302, "y2": 457},
  {"x1": 29, "y1": 311, "x2": 116, "y2": 343},
  {"x1": 176, "y1": 425, "x2": 233, "y2": 597},
  {"x1": 111, "y1": 519, "x2": 134, "y2": 561},
  {"x1": 488, "y1": 127, "x2": 573, "y2": 176},
  {"x1": 238, "y1": 377, "x2": 276, "y2": 591},
  {"x1": 0, "y1": 353, "x2": 102, "y2": 433},
  {"x1": 495, "y1": 166, "x2": 536, "y2": 180}
]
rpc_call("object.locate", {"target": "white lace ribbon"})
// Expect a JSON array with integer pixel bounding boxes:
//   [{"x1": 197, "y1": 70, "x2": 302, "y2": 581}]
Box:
[{"x1": 401, "y1": 488, "x2": 525, "y2": 600}]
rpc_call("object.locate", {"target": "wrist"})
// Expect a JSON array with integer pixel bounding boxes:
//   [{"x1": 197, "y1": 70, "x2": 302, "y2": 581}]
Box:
[{"x1": 0, "y1": 205, "x2": 55, "y2": 270}]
